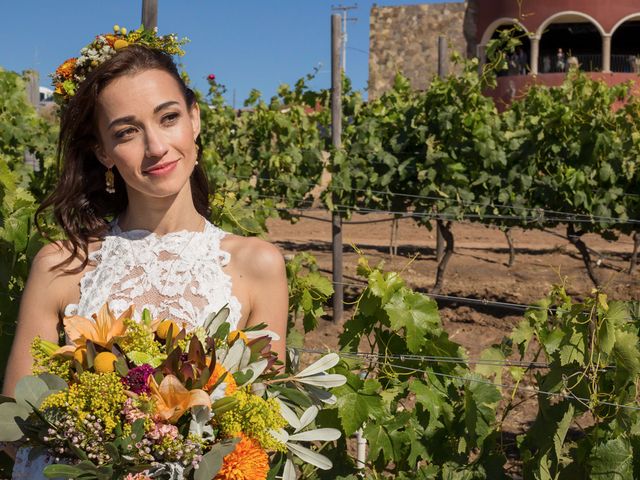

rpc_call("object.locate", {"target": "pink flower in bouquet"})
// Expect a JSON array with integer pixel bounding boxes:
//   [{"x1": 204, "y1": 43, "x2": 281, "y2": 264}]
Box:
[
  {"x1": 124, "y1": 473, "x2": 152, "y2": 480},
  {"x1": 123, "y1": 398, "x2": 147, "y2": 424},
  {"x1": 147, "y1": 420, "x2": 179, "y2": 441},
  {"x1": 208, "y1": 73, "x2": 216, "y2": 81}
]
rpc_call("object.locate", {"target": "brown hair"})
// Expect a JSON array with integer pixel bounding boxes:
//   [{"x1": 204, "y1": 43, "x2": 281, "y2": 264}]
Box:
[{"x1": 36, "y1": 45, "x2": 209, "y2": 273}]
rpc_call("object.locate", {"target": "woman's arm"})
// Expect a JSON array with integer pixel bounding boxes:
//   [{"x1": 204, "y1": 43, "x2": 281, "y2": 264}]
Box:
[
  {"x1": 2, "y1": 243, "x2": 67, "y2": 397},
  {"x1": 234, "y1": 237, "x2": 289, "y2": 361}
]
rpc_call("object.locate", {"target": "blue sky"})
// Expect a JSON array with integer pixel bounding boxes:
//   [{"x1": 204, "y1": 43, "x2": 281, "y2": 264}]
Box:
[{"x1": 1, "y1": 1, "x2": 460, "y2": 105}]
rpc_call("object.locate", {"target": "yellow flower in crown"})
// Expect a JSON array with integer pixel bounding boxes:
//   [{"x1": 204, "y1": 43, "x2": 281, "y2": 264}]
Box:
[{"x1": 50, "y1": 24, "x2": 189, "y2": 106}]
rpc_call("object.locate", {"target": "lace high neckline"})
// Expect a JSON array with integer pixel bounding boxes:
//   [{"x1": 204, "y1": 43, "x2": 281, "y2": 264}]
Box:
[
  {"x1": 110, "y1": 216, "x2": 207, "y2": 239},
  {"x1": 64, "y1": 219, "x2": 242, "y2": 330}
]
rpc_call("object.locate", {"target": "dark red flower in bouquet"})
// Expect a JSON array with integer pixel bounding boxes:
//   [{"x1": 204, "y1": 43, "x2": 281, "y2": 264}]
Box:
[
  {"x1": 208, "y1": 73, "x2": 216, "y2": 81},
  {"x1": 123, "y1": 364, "x2": 155, "y2": 394}
]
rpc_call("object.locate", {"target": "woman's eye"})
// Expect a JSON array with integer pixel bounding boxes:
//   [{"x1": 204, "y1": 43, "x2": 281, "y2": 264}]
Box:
[
  {"x1": 163, "y1": 113, "x2": 180, "y2": 124},
  {"x1": 115, "y1": 127, "x2": 136, "y2": 139}
]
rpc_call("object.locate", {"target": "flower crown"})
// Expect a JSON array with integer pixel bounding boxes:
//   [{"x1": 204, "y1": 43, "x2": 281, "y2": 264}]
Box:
[{"x1": 51, "y1": 25, "x2": 189, "y2": 105}]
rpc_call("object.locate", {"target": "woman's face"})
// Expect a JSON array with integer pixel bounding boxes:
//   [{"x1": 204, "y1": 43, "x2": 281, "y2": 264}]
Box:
[{"x1": 94, "y1": 68, "x2": 201, "y2": 201}]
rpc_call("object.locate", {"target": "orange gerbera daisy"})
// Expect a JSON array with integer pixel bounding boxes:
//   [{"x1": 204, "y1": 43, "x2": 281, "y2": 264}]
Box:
[
  {"x1": 215, "y1": 435, "x2": 269, "y2": 480},
  {"x1": 55, "y1": 57, "x2": 76, "y2": 79},
  {"x1": 204, "y1": 362, "x2": 237, "y2": 395}
]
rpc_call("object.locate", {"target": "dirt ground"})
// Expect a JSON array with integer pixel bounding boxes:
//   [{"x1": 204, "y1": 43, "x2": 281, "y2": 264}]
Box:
[
  {"x1": 268, "y1": 212, "x2": 639, "y2": 350},
  {"x1": 266, "y1": 212, "x2": 640, "y2": 473}
]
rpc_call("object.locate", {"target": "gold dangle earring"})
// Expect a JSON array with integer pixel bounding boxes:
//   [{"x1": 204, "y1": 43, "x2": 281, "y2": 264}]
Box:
[
  {"x1": 194, "y1": 139, "x2": 199, "y2": 166},
  {"x1": 105, "y1": 167, "x2": 116, "y2": 194}
]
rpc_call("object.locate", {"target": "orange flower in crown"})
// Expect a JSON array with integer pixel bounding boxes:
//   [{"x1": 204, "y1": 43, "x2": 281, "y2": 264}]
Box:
[
  {"x1": 55, "y1": 58, "x2": 77, "y2": 80},
  {"x1": 50, "y1": 24, "x2": 188, "y2": 106}
]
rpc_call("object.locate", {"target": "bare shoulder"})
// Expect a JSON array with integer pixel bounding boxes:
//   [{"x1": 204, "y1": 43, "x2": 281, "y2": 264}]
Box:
[
  {"x1": 29, "y1": 240, "x2": 100, "y2": 303},
  {"x1": 221, "y1": 235, "x2": 285, "y2": 280},
  {"x1": 32, "y1": 241, "x2": 72, "y2": 275},
  {"x1": 32, "y1": 240, "x2": 94, "y2": 276}
]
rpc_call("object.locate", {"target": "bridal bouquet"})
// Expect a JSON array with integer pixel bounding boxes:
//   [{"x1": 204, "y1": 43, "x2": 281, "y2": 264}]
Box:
[{"x1": 0, "y1": 304, "x2": 345, "y2": 479}]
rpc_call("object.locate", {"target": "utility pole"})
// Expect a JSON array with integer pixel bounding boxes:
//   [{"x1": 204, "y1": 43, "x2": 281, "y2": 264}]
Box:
[
  {"x1": 142, "y1": 0, "x2": 158, "y2": 30},
  {"x1": 331, "y1": 4, "x2": 358, "y2": 73}
]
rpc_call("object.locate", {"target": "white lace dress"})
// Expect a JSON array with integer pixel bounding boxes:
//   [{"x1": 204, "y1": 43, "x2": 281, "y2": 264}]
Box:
[{"x1": 12, "y1": 219, "x2": 242, "y2": 479}]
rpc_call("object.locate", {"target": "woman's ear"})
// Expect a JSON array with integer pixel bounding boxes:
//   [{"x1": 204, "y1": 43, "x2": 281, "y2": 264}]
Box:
[
  {"x1": 190, "y1": 102, "x2": 201, "y2": 141},
  {"x1": 94, "y1": 144, "x2": 114, "y2": 169}
]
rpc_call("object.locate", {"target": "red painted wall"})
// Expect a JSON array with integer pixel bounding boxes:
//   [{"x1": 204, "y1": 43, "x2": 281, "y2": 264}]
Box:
[{"x1": 477, "y1": 0, "x2": 640, "y2": 42}]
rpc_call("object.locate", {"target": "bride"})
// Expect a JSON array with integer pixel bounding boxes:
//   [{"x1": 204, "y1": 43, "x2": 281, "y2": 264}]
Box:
[
  {"x1": 2, "y1": 34, "x2": 288, "y2": 476},
  {"x1": 3, "y1": 40, "x2": 289, "y2": 392}
]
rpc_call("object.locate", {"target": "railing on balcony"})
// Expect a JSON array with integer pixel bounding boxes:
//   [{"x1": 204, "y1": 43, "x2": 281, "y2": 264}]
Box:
[
  {"x1": 611, "y1": 54, "x2": 640, "y2": 73},
  {"x1": 538, "y1": 53, "x2": 602, "y2": 73}
]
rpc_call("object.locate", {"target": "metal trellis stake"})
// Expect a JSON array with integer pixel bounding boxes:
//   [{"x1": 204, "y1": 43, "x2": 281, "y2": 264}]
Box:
[
  {"x1": 24, "y1": 70, "x2": 39, "y2": 172},
  {"x1": 436, "y1": 36, "x2": 448, "y2": 262},
  {"x1": 142, "y1": 0, "x2": 158, "y2": 31},
  {"x1": 331, "y1": 14, "x2": 343, "y2": 323}
]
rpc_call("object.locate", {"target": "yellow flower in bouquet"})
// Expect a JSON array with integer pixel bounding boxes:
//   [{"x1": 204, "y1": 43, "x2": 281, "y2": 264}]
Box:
[
  {"x1": 40, "y1": 371, "x2": 127, "y2": 433},
  {"x1": 215, "y1": 388, "x2": 286, "y2": 452}
]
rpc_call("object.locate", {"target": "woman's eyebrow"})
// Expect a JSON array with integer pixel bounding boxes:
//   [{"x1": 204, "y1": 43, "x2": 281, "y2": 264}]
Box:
[
  {"x1": 108, "y1": 115, "x2": 135, "y2": 130},
  {"x1": 154, "y1": 100, "x2": 180, "y2": 113},
  {"x1": 108, "y1": 101, "x2": 181, "y2": 129}
]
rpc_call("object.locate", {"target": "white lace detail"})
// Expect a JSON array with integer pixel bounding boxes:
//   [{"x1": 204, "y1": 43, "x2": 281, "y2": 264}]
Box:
[{"x1": 63, "y1": 220, "x2": 242, "y2": 330}]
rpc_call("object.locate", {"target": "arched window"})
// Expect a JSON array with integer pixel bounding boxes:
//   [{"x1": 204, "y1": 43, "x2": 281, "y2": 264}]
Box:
[
  {"x1": 491, "y1": 25, "x2": 531, "y2": 76},
  {"x1": 537, "y1": 12, "x2": 604, "y2": 73},
  {"x1": 479, "y1": 19, "x2": 531, "y2": 77},
  {"x1": 611, "y1": 14, "x2": 640, "y2": 73}
]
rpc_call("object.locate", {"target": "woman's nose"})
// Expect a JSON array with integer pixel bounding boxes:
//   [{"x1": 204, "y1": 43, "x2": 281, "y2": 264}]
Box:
[{"x1": 144, "y1": 127, "x2": 169, "y2": 158}]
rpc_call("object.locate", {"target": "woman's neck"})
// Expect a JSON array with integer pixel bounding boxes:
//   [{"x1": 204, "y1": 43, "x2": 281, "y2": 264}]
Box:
[{"x1": 117, "y1": 186, "x2": 204, "y2": 235}]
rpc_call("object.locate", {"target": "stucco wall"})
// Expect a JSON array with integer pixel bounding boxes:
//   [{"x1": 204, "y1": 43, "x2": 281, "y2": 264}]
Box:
[{"x1": 368, "y1": 2, "x2": 468, "y2": 99}]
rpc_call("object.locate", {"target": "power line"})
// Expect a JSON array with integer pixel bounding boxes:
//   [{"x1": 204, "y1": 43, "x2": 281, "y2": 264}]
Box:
[
  {"x1": 296, "y1": 347, "x2": 550, "y2": 368},
  {"x1": 228, "y1": 174, "x2": 640, "y2": 225},
  {"x1": 331, "y1": 3, "x2": 358, "y2": 73},
  {"x1": 249, "y1": 190, "x2": 640, "y2": 226}
]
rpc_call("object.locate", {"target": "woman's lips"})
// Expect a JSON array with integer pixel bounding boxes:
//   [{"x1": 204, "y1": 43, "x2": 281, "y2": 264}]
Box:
[{"x1": 144, "y1": 160, "x2": 179, "y2": 176}]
